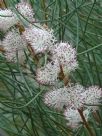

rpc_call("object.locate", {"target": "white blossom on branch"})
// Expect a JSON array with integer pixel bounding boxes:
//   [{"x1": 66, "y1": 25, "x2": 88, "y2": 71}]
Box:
[
  {"x1": 2, "y1": 29, "x2": 27, "y2": 63},
  {"x1": 16, "y1": 2, "x2": 35, "y2": 22},
  {"x1": 36, "y1": 60, "x2": 60, "y2": 85},
  {"x1": 0, "y1": 9, "x2": 18, "y2": 32},
  {"x1": 52, "y1": 42, "x2": 78, "y2": 74},
  {"x1": 23, "y1": 26, "x2": 56, "y2": 54},
  {"x1": 64, "y1": 107, "x2": 90, "y2": 128}
]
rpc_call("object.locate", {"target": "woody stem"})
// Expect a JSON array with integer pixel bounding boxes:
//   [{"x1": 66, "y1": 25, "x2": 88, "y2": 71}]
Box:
[{"x1": 77, "y1": 109, "x2": 95, "y2": 136}]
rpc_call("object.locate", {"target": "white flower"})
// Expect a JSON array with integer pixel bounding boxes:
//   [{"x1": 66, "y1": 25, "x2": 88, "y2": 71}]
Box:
[
  {"x1": 67, "y1": 84, "x2": 86, "y2": 109},
  {"x1": 44, "y1": 87, "x2": 70, "y2": 110},
  {"x1": 65, "y1": 85, "x2": 101, "y2": 111},
  {"x1": 52, "y1": 42, "x2": 78, "y2": 73},
  {"x1": 64, "y1": 107, "x2": 89, "y2": 128},
  {"x1": 43, "y1": 84, "x2": 102, "y2": 111},
  {"x1": 2, "y1": 28, "x2": 27, "y2": 62},
  {"x1": 82, "y1": 86, "x2": 102, "y2": 111},
  {"x1": 44, "y1": 84, "x2": 86, "y2": 110},
  {"x1": 16, "y1": 2, "x2": 35, "y2": 22},
  {"x1": 36, "y1": 60, "x2": 60, "y2": 85},
  {"x1": 0, "y1": 9, "x2": 18, "y2": 32},
  {"x1": 23, "y1": 26, "x2": 56, "y2": 54}
]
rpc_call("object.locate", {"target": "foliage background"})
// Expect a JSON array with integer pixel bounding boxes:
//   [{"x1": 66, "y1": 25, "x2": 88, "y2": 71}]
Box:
[{"x1": 0, "y1": 0, "x2": 102, "y2": 136}]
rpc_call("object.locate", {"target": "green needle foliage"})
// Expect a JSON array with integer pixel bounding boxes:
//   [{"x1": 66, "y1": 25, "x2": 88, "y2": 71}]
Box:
[{"x1": 0, "y1": 0, "x2": 102, "y2": 136}]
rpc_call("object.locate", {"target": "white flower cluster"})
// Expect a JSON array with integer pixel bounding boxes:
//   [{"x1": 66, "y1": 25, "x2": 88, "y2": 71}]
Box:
[
  {"x1": 35, "y1": 42, "x2": 78, "y2": 84},
  {"x1": 0, "y1": 2, "x2": 35, "y2": 63},
  {"x1": 82, "y1": 86, "x2": 102, "y2": 111},
  {"x1": 23, "y1": 26, "x2": 56, "y2": 54},
  {"x1": 1, "y1": 1, "x2": 77, "y2": 72},
  {"x1": 36, "y1": 60, "x2": 60, "y2": 85},
  {"x1": 52, "y1": 42, "x2": 78, "y2": 73},
  {"x1": 0, "y1": 1, "x2": 102, "y2": 129},
  {"x1": 16, "y1": 2, "x2": 35, "y2": 22},
  {"x1": 44, "y1": 84, "x2": 102, "y2": 110},
  {"x1": 2, "y1": 29, "x2": 27, "y2": 62},
  {"x1": 0, "y1": 9, "x2": 18, "y2": 32},
  {"x1": 44, "y1": 84, "x2": 102, "y2": 127},
  {"x1": 44, "y1": 87, "x2": 70, "y2": 110},
  {"x1": 64, "y1": 108, "x2": 89, "y2": 128}
]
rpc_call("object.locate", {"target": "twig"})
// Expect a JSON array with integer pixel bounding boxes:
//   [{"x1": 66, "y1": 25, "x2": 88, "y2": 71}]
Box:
[{"x1": 78, "y1": 108, "x2": 95, "y2": 136}]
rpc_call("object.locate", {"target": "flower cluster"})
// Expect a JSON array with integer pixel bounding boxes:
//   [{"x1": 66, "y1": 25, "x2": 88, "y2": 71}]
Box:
[
  {"x1": 44, "y1": 84, "x2": 102, "y2": 110},
  {"x1": 2, "y1": 29, "x2": 27, "y2": 62},
  {"x1": 23, "y1": 25, "x2": 56, "y2": 54},
  {"x1": 44, "y1": 87, "x2": 70, "y2": 110},
  {"x1": 36, "y1": 60, "x2": 60, "y2": 85},
  {"x1": 83, "y1": 86, "x2": 102, "y2": 111},
  {"x1": 52, "y1": 42, "x2": 78, "y2": 73},
  {"x1": 44, "y1": 84, "x2": 101, "y2": 127},
  {"x1": 16, "y1": 2, "x2": 35, "y2": 22},
  {"x1": 0, "y1": 9, "x2": 18, "y2": 32},
  {"x1": 0, "y1": 2, "x2": 35, "y2": 63},
  {"x1": 0, "y1": 1, "x2": 102, "y2": 129},
  {"x1": 64, "y1": 108, "x2": 89, "y2": 128}
]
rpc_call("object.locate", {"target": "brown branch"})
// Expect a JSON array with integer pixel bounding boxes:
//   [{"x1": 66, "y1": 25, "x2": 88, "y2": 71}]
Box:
[
  {"x1": 0, "y1": 47, "x2": 5, "y2": 52},
  {"x1": 78, "y1": 109, "x2": 95, "y2": 136},
  {"x1": 58, "y1": 65, "x2": 70, "y2": 86},
  {"x1": 58, "y1": 65, "x2": 65, "y2": 80},
  {"x1": 0, "y1": 0, "x2": 6, "y2": 8},
  {"x1": 15, "y1": 23, "x2": 25, "y2": 34},
  {"x1": 63, "y1": 76, "x2": 70, "y2": 86},
  {"x1": 27, "y1": 44, "x2": 39, "y2": 63}
]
